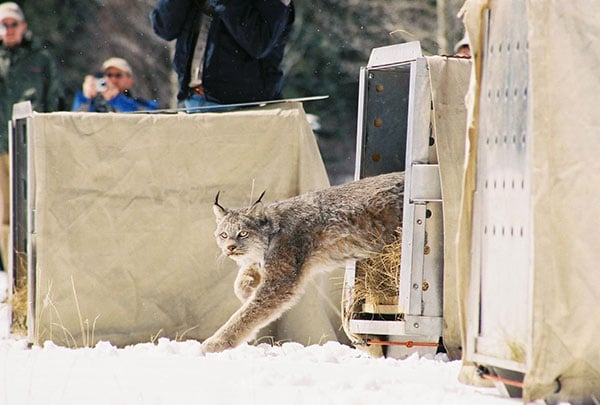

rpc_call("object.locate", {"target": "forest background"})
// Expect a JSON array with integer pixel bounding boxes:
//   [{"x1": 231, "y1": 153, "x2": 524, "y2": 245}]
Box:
[{"x1": 19, "y1": 0, "x2": 466, "y2": 184}]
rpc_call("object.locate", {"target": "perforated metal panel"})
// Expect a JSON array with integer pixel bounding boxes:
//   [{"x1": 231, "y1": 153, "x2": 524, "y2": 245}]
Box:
[
  {"x1": 468, "y1": 0, "x2": 531, "y2": 373},
  {"x1": 358, "y1": 68, "x2": 409, "y2": 177}
]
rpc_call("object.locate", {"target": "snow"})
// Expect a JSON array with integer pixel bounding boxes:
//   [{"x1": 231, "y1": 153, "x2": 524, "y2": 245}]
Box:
[{"x1": 0, "y1": 272, "x2": 520, "y2": 405}]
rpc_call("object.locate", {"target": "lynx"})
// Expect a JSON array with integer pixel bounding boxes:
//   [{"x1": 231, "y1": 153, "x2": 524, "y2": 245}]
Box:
[{"x1": 202, "y1": 171, "x2": 404, "y2": 354}]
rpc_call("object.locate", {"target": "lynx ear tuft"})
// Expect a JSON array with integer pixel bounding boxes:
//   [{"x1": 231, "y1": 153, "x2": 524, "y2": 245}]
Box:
[
  {"x1": 213, "y1": 191, "x2": 228, "y2": 221},
  {"x1": 255, "y1": 190, "x2": 266, "y2": 204},
  {"x1": 247, "y1": 190, "x2": 267, "y2": 220}
]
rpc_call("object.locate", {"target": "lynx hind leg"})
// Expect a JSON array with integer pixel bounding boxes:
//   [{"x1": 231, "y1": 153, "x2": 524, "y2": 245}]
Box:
[
  {"x1": 234, "y1": 265, "x2": 262, "y2": 303},
  {"x1": 202, "y1": 271, "x2": 306, "y2": 354}
]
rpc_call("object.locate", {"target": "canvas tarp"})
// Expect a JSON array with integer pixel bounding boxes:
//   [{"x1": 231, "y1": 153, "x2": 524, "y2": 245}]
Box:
[
  {"x1": 26, "y1": 102, "x2": 346, "y2": 348},
  {"x1": 458, "y1": 0, "x2": 600, "y2": 401},
  {"x1": 426, "y1": 55, "x2": 471, "y2": 361}
]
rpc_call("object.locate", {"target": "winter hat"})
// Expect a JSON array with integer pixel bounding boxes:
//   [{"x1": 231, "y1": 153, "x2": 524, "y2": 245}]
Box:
[
  {"x1": 0, "y1": 2, "x2": 24, "y2": 22},
  {"x1": 102, "y1": 57, "x2": 133, "y2": 76}
]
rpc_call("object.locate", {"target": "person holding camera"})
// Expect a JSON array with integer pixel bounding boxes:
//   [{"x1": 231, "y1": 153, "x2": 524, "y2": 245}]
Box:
[{"x1": 71, "y1": 57, "x2": 159, "y2": 112}]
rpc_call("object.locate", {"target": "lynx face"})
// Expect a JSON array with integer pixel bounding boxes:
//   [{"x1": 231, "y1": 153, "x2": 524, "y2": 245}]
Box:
[{"x1": 213, "y1": 206, "x2": 269, "y2": 267}]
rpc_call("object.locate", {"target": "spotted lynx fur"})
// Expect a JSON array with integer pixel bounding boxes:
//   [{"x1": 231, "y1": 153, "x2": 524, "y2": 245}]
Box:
[{"x1": 202, "y1": 171, "x2": 404, "y2": 354}]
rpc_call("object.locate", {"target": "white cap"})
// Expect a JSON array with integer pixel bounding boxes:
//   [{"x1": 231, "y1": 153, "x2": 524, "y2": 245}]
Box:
[
  {"x1": 102, "y1": 57, "x2": 133, "y2": 76},
  {"x1": 0, "y1": 2, "x2": 24, "y2": 22}
]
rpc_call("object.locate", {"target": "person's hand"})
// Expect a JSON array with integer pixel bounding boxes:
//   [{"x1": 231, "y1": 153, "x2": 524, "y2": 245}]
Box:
[
  {"x1": 82, "y1": 75, "x2": 97, "y2": 99},
  {"x1": 100, "y1": 81, "x2": 121, "y2": 101}
]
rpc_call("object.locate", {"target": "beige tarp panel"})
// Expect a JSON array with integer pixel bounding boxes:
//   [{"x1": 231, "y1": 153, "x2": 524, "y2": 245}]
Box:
[
  {"x1": 456, "y1": 0, "x2": 491, "y2": 388},
  {"x1": 427, "y1": 55, "x2": 471, "y2": 361},
  {"x1": 526, "y1": 0, "x2": 600, "y2": 401},
  {"x1": 29, "y1": 102, "x2": 345, "y2": 347},
  {"x1": 458, "y1": 0, "x2": 600, "y2": 401}
]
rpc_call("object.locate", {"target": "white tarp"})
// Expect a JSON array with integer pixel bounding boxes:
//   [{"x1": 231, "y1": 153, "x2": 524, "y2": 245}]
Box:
[
  {"x1": 458, "y1": 0, "x2": 600, "y2": 401},
  {"x1": 25, "y1": 103, "x2": 346, "y2": 348},
  {"x1": 526, "y1": 0, "x2": 600, "y2": 400},
  {"x1": 427, "y1": 55, "x2": 471, "y2": 361}
]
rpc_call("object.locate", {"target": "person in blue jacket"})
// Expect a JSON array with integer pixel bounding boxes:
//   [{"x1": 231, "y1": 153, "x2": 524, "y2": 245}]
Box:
[
  {"x1": 150, "y1": 0, "x2": 294, "y2": 111},
  {"x1": 71, "y1": 57, "x2": 159, "y2": 112}
]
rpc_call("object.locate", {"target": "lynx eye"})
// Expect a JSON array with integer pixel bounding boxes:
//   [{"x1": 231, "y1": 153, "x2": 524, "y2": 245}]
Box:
[
  {"x1": 238, "y1": 230, "x2": 249, "y2": 238},
  {"x1": 219, "y1": 232, "x2": 228, "y2": 239}
]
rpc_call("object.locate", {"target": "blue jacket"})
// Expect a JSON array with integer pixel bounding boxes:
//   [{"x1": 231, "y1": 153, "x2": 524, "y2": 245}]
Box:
[
  {"x1": 151, "y1": 0, "x2": 294, "y2": 104},
  {"x1": 71, "y1": 91, "x2": 159, "y2": 112}
]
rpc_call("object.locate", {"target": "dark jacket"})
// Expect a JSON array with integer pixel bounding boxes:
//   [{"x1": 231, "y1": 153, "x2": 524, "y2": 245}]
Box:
[
  {"x1": 0, "y1": 32, "x2": 63, "y2": 153},
  {"x1": 151, "y1": 0, "x2": 294, "y2": 104}
]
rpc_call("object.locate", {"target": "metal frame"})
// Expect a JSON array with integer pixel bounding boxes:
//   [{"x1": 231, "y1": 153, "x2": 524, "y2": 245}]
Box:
[
  {"x1": 345, "y1": 42, "x2": 444, "y2": 357},
  {"x1": 8, "y1": 101, "x2": 36, "y2": 342}
]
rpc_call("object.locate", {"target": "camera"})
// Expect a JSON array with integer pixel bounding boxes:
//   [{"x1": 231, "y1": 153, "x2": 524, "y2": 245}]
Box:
[{"x1": 95, "y1": 77, "x2": 107, "y2": 92}]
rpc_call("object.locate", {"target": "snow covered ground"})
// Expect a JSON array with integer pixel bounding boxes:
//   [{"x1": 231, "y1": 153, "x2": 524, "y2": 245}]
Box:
[{"x1": 0, "y1": 272, "x2": 520, "y2": 405}]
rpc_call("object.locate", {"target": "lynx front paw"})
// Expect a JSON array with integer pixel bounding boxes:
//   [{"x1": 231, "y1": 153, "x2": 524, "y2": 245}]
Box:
[
  {"x1": 234, "y1": 266, "x2": 262, "y2": 302},
  {"x1": 201, "y1": 336, "x2": 233, "y2": 355}
]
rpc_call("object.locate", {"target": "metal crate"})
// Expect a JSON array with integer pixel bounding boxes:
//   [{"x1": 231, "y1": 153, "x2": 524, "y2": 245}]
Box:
[{"x1": 344, "y1": 42, "x2": 444, "y2": 358}]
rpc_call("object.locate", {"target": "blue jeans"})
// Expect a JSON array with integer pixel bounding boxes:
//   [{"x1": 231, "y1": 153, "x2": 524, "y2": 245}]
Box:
[{"x1": 184, "y1": 94, "x2": 235, "y2": 113}]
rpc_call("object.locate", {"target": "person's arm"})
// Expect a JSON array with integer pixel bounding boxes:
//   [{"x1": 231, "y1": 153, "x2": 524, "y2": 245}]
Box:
[
  {"x1": 71, "y1": 91, "x2": 94, "y2": 112},
  {"x1": 150, "y1": 0, "x2": 196, "y2": 40},
  {"x1": 211, "y1": 0, "x2": 293, "y2": 59},
  {"x1": 107, "y1": 94, "x2": 159, "y2": 112},
  {"x1": 107, "y1": 93, "x2": 144, "y2": 112},
  {"x1": 136, "y1": 98, "x2": 160, "y2": 111}
]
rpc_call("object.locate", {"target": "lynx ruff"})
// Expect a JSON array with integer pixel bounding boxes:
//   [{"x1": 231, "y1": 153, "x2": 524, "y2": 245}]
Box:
[{"x1": 203, "y1": 171, "x2": 405, "y2": 354}]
